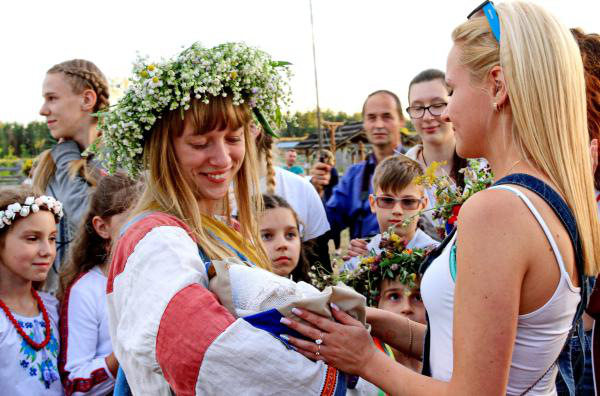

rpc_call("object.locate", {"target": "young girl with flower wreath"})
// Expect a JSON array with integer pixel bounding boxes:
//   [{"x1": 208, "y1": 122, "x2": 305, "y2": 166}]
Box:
[
  {"x1": 57, "y1": 173, "x2": 140, "y2": 396},
  {"x1": 35, "y1": 59, "x2": 110, "y2": 294},
  {"x1": 0, "y1": 186, "x2": 64, "y2": 395},
  {"x1": 97, "y1": 42, "x2": 358, "y2": 395}
]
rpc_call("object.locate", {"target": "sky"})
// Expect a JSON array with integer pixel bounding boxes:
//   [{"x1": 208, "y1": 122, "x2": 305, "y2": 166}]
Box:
[{"x1": 1, "y1": 0, "x2": 598, "y2": 124}]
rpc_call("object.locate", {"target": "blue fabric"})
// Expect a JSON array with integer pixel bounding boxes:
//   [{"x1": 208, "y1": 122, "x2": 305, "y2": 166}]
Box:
[
  {"x1": 114, "y1": 367, "x2": 133, "y2": 396},
  {"x1": 334, "y1": 370, "x2": 348, "y2": 396},
  {"x1": 556, "y1": 330, "x2": 594, "y2": 395},
  {"x1": 325, "y1": 154, "x2": 379, "y2": 239},
  {"x1": 243, "y1": 309, "x2": 305, "y2": 347},
  {"x1": 244, "y1": 309, "x2": 349, "y2": 395}
]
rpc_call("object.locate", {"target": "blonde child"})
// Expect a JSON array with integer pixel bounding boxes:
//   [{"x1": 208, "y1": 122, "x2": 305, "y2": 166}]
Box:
[
  {"x1": 58, "y1": 174, "x2": 140, "y2": 396},
  {"x1": 0, "y1": 186, "x2": 64, "y2": 395},
  {"x1": 35, "y1": 59, "x2": 109, "y2": 293},
  {"x1": 259, "y1": 194, "x2": 310, "y2": 283},
  {"x1": 344, "y1": 155, "x2": 438, "y2": 271}
]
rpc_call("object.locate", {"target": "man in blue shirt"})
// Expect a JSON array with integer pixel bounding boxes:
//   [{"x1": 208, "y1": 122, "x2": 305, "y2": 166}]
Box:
[
  {"x1": 284, "y1": 149, "x2": 304, "y2": 175},
  {"x1": 310, "y1": 90, "x2": 405, "y2": 239}
]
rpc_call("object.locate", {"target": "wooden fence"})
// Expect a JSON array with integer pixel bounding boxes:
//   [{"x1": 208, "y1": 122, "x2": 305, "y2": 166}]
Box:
[{"x1": 0, "y1": 165, "x2": 25, "y2": 186}]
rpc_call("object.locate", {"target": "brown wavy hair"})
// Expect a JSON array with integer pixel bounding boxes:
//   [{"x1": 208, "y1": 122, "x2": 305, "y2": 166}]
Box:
[
  {"x1": 33, "y1": 59, "x2": 109, "y2": 194},
  {"x1": 57, "y1": 173, "x2": 141, "y2": 300},
  {"x1": 572, "y1": 28, "x2": 600, "y2": 189},
  {"x1": 0, "y1": 185, "x2": 60, "y2": 290}
]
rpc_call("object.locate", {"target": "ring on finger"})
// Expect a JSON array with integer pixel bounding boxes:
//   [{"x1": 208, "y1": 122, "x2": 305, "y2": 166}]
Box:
[{"x1": 315, "y1": 332, "x2": 324, "y2": 346}]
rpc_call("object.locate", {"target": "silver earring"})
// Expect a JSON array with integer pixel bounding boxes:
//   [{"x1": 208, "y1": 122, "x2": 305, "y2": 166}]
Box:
[{"x1": 493, "y1": 102, "x2": 499, "y2": 112}]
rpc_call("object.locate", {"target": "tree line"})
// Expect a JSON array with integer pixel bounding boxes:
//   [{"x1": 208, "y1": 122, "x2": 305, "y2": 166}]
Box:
[
  {"x1": 0, "y1": 121, "x2": 54, "y2": 158},
  {"x1": 0, "y1": 111, "x2": 415, "y2": 157}
]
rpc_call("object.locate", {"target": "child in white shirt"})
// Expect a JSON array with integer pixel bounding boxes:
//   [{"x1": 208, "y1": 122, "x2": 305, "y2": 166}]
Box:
[{"x1": 58, "y1": 174, "x2": 140, "y2": 396}]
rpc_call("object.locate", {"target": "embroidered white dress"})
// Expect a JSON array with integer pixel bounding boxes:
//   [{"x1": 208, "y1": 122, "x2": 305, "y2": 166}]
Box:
[{"x1": 0, "y1": 292, "x2": 63, "y2": 395}]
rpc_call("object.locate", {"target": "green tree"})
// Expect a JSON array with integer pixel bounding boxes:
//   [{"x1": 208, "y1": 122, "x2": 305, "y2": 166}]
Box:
[{"x1": 282, "y1": 109, "x2": 362, "y2": 137}]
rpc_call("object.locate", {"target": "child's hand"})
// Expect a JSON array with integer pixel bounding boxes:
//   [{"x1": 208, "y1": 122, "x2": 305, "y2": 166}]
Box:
[{"x1": 343, "y1": 238, "x2": 369, "y2": 261}]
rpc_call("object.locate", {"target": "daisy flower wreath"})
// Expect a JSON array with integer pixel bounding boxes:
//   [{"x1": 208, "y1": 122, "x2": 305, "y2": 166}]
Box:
[{"x1": 91, "y1": 42, "x2": 293, "y2": 176}]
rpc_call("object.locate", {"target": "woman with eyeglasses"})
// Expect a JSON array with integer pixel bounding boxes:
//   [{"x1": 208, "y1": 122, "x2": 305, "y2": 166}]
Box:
[
  {"x1": 405, "y1": 69, "x2": 469, "y2": 239},
  {"x1": 280, "y1": 2, "x2": 600, "y2": 395}
]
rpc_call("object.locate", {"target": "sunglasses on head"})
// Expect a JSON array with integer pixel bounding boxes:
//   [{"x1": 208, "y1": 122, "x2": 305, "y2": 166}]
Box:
[
  {"x1": 372, "y1": 195, "x2": 424, "y2": 211},
  {"x1": 467, "y1": 0, "x2": 501, "y2": 42}
]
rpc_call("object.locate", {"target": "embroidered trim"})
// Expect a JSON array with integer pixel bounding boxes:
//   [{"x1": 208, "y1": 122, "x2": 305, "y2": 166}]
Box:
[{"x1": 320, "y1": 366, "x2": 338, "y2": 396}]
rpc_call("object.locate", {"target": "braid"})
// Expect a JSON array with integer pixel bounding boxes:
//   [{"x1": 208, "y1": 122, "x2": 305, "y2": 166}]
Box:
[
  {"x1": 256, "y1": 130, "x2": 277, "y2": 194},
  {"x1": 47, "y1": 59, "x2": 110, "y2": 112},
  {"x1": 264, "y1": 141, "x2": 276, "y2": 194}
]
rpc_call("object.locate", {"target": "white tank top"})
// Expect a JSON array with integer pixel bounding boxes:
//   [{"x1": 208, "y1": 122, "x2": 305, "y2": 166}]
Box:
[{"x1": 420, "y1": 185, "x2": 580, "y2": 395}]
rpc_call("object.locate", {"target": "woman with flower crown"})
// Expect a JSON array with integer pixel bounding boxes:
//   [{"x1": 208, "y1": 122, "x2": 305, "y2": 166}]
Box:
[
  {"x1": 97, "y1": 42, "x2": 354, "y2": 395},
  {"x1": 0, "y1": 186, "x2": 64, "y2": 395}
]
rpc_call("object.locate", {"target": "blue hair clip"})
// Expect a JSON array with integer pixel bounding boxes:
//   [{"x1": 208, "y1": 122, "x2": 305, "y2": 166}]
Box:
[{"x1": 468, "y1": 1, "x2": 501, "y2": 42}]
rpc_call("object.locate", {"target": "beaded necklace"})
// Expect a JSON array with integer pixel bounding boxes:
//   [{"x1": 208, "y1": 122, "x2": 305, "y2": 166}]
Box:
[{"x1": 0, "y1": 288, "x2": 51, "y2": 350}]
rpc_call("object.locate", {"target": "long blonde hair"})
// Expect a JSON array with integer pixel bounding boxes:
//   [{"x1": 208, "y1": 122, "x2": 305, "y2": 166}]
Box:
[
  {"x1": 131, "y1": 95, "x2": 271, "y2": 269},
  {"x1": 452, "y1": 1, "x2": 600, "y2": 275},
  {"x1": 33, "y1": 59, "x2": 109, "y2": 193}
]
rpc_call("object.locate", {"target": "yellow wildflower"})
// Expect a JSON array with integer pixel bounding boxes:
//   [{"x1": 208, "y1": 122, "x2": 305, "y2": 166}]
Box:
[
  {"x1": 148, "y1": 64, "x2": 155, "y2": 71},
  {"x1": 140, "y1": 70, "x2": 149, "y2": 78},
  {"x1": 390, "y1": 233, "x2": 401, "y2": 243},
  {"x1": 152, "y1": 76, "x2": 159, "y2": 84},
  {"x1": 231, "y1": 71, "x2": 238, "y2": 79}
]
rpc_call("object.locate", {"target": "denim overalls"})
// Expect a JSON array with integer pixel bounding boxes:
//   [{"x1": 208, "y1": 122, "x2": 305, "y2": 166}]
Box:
[{"x1": 419, "y1": 174, "x2": 589, "y2": 395}]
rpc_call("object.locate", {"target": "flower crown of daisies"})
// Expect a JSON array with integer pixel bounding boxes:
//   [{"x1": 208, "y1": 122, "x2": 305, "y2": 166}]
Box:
[
  {"x1": 0, "y1": 196, "x2": 63, "y2": 229},
  {"x1": 309, "y1": 231, "x2": 433, "y2": 306},
  {"x1": 90, "y1": 42, "x2": 293, "y2": 177}
]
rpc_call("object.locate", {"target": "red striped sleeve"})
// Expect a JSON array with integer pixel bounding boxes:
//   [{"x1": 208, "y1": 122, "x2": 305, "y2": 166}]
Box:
[
  {"x1": 107, "y1": 213, "x2": 192, "y2": 294},
  {"x1": 156, "y1": 284, "x2": 235, "y2": 395}
]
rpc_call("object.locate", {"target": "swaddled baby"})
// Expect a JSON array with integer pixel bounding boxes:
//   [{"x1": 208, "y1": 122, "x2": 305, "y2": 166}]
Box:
[{"x1": 209, "y1": 257, "x2": 367, "y2": 325}]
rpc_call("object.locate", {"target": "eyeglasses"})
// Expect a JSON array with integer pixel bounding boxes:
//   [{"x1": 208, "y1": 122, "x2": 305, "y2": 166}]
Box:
[
  {"x1": 467, "y1": 0, "x2": 501, "y2": 42},
  {"x1": 405, "y1": 103, "x2": 447, "y2": 119},
  {"x1": 372, "y1": 195, "x2": 424, "y2": 210}
]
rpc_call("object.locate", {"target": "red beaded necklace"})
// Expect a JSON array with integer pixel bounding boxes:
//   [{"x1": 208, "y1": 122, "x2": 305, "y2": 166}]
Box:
[{"x1": 0, "y1": 288, "x2": 51, "y2": 350}]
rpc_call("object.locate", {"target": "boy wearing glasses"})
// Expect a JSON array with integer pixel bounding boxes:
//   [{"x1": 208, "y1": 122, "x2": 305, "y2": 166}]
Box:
[{"x1": 343, "y1": 155, "x2": 439, "y2": 272}]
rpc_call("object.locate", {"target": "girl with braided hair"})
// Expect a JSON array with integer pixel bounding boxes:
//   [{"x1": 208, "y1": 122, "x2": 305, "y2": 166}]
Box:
[{"x1": 35, "y1": 59, "x2": 109, "y2": 293}]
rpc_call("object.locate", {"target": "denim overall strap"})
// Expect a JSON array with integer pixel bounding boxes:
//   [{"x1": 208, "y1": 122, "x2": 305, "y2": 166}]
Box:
[
  {"x1": 493, "y1": 174, "x2": 587, "y2": 323},
  {"x1": 420, "y1": 173, "x2": 587, "y2": 388},
  {"x1": 492, "y1": 174, "x2": 587, "y2": 395}
]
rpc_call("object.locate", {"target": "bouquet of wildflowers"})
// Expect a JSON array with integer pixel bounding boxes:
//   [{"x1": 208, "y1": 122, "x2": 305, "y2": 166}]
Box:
[
  {"x1": 90, "y1": 42, "x2": 293, "y2": 176},
  {"x1": 414, "y1": 159, "x2": 493, "y2": 233},
  {"x1": 309, "y1": 231, "x2": 431, "y2": 306}
]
